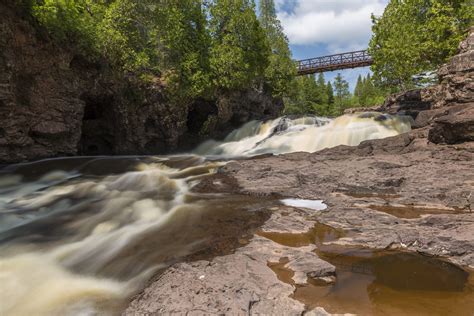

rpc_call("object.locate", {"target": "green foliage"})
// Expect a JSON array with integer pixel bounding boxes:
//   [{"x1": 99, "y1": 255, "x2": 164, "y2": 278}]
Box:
[
  {"x1": 333, "y1": 73, "x2": 350, "y2": 112},
  {"x1": 209, "y1": 0, "x2": 270, "y2": 90},
  {"x1": 369, "y1": 0, "x2": 474, "y2": 89},
  {"x1": 28, "y1": 0, "x2": 294, "y2": 104},
  {"x1": 284, "y1": 72, "x2": 389, "y2": 116},
  {"x1": 284, "y1": 73, "x2": 341, "y2": 117},
  {"x1": 258, "y1": 0, "x2": 296, "y2": 97},
  {"x1": 32, "y1": 0, "x2": 100, "y2": 54},
  {"x1": 351, "y1": 74, "x2": 387, "y2": 107},
  {"x1": 154, "y1": 0, "x2": 212, "y2": 100}
]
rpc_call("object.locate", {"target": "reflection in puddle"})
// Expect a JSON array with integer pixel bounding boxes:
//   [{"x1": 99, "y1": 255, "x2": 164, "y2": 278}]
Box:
[
  {"x1": 281, "y1": 199, "x2": 327, "y2": 211},
  {"x1": 263, "y1": 224, "x2": 474, "y2": 315},
  {"x1": 367, "y1": 204, "x2": 467, "y2": 219},
  {"x1": 299, "y1": 248, "x2": 474, "y2": 315},
  {"x1": 257, "y1": 223, "x2": 345, "y2": 248}
]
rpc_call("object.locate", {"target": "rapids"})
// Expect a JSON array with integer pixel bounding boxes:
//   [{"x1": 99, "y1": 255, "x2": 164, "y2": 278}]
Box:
[
  {"x1": 0, "y1": 113, "x2": 412, "y2": 315},
  {"x1": 195, "y1": 112, "x2": 412, "y2": 156}
]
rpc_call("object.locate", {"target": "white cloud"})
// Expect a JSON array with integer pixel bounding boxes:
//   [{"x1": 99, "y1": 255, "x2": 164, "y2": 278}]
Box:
[{"x1": 277, "y1": 0, "x2": 387, "y2": 52}]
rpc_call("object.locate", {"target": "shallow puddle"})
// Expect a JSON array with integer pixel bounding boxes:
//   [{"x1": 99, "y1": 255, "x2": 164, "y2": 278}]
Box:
[
  {"x1": 263, "y1": 223, "x2": 474, "y2": 315},
  {"x1": 298, "y1": 247, "x2": 474, "y2": 316},
  {"x1": 367, "y1": 204, "x2": 467, "y2": 219},
  {"x1": 257, "y1": 222, "x2": 345, "y2": 247}
]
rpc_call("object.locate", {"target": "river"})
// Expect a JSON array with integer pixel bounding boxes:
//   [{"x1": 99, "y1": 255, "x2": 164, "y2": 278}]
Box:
[{"x1": 0, "y1": 112, "x2": 438, "y2": 315}]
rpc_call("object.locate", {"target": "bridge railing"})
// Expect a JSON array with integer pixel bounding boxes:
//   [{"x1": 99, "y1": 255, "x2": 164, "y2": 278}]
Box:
[{"x1": 297, "y1": 50, "x2": 373, "y2": 75}]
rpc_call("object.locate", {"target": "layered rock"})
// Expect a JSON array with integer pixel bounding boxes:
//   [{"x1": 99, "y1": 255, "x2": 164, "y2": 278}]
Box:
[
  {"x1": 381, "y1": 26, "x2": 474, "y2": 139},
  {"x1": 0, "y1": 3, "x2": 282, "y2": 164}
]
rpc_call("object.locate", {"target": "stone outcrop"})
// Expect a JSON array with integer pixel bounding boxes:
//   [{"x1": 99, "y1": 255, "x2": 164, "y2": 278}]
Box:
[
  {"x1": 125, "y1": 132, "x2": 474, "y2": 315},
  {"x1": 381, "y1": 26, "x2": 474, "y2": 138},
  {"x1": 124, "y1": 28, "x2": 474, "y2": 316},
  {"x1": 0, "y1": 3, "x2": 282, "y2": 164},
  {"x1": 428, "y1": 103, "x2": 474, "y2": 144}
]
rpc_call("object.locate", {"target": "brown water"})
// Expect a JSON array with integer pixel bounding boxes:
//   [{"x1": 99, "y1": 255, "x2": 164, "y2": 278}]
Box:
[
  {"x1": 0, "y1": 113, "x2": 470, "y2": 315},
  {"x1": 0, "y1": 156, "x2": 274, "y2": 315},
  {"x1": 263, "y1": 225, "x2": 474, "y2": 316},
  {"x1": 257, "y1": 222, "x2": 346, "y2": 247},
  {"x1": 367, "y1": 204, "x2": 467, "y2": 219}
]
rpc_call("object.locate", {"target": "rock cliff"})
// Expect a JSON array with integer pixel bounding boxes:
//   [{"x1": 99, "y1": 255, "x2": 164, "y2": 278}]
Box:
[
  {"x1": 0, "y1": 2, "x2": 282, "y2": 164},
  {"x1": 381, "y1": 26, "x2": 473, "y2": 142}
]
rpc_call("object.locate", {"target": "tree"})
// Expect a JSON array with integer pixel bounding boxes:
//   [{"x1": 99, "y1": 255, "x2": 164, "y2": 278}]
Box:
[
  {"x1": 333, "y1": 73, "x2": 350, "y2": 112},
  {"x1": 152, "y1": 0, "x2": 212, "y2": 99},
  {"x1": 354, "y1": 74, "x2": 363, "y2": 103},
  {"x1": 258, "y1": 0, "x2": 296, "y2": 97},
  {"x1": 208, "y1": 0, "x2": 270, "y2": 90},
  {"x1": 326, "y1": 82, "x2": 334, "y2": 106},
  {"x1": 369, "y1": 0, "x2": 473, "y2": 90},
  {"x1": 315, "y1": 73, "x2": 329, "y2": 105}
]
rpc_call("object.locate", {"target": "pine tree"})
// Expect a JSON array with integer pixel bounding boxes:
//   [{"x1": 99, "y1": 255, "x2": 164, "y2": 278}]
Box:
[
  {"x1": 354, "y1": 74, "x2": 363, "y2": 104},
  {"x1": 333, "y1": 73, "x2": 350, "y2": 112},
  {"x1": 258, "y1": 0, "x2": 295, "y2": 97},
  {"x1": 326, "y1": 82, "x2": 334, "y2": 105},
  {"x1": 316, "y1": 73, "x2": 328, "y2": 105}
]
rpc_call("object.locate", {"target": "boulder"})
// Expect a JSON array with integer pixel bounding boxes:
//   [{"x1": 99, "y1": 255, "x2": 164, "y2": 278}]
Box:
[{"x1": 428, "y1": 103, "x2": 474, "y2": 144}]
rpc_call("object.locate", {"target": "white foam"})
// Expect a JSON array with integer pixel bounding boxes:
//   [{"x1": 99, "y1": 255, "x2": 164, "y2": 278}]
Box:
[
  {"x1": 281, "y1": 198, "x2": 327, "y2": 211},
  {"x1": 196, "y1": 113, "x2": 412, "y2": 157}
]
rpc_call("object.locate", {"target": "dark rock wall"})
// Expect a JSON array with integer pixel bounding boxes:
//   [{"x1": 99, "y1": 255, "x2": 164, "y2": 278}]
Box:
[
  {"x1": 380, "y1": 27, "x2": 474, "y2": 143},
  {"x1": 0, "y1": 3, "x2": 283, "y2": 164}
]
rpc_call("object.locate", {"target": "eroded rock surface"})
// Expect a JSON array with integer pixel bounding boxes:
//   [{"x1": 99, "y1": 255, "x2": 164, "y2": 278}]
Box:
[
  {"x1": 124, "y1": 28, "x2": 474, "y2": 315},
  {"x1": 124, "y1": 207, "x2": 335, "y2": 316},
  {"x1": 124, "y1": 132, "x2": 474, "y2": 315}
]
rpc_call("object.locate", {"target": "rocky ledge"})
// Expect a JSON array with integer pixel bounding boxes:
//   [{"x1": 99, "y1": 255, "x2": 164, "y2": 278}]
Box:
[
  {"x1": 124, "y1": 130, "x2": 474, "y2": 315},
  {"x1": 124, "y1": 26, "x2": 474, "y2": 316}
]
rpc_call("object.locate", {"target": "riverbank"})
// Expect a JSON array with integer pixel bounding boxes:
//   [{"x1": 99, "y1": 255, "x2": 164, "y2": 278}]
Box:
[
  {"x1": 124, "y1": 28, "x2": 474, "y2": 315},
  {"x1": 124, "y1": 126, "x2": 474, "y2": 315}
]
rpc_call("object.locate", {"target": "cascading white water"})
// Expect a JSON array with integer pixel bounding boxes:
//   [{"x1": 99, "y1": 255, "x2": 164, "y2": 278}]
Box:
[
  {"x1": 0, "y1": 157, "x2": 225, "y2": 315},
  {"x1": 195, "y1": 112, "x2": 412, "y2": 156},
  {"x1": 0, "y1": 112, "x2": 412, "y2": 315}
]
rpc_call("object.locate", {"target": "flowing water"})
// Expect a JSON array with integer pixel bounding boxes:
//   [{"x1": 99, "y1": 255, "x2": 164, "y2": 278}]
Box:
[{"x1": 3, "y1": 112, "x2": 459, "y2": 316}]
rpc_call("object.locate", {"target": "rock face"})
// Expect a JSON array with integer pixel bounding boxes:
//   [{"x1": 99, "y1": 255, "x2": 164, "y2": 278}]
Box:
[
  {"x1": 0, "y1": 3, "x2": 282, "y2": 164},
  {"x1": 124, "y1": 133, "x2": 474, "y2": 315},
  {"x1": 124, "y1": 29, "x2": 474, "y2": 315},
  {"x1": 381, "y1": 26, "x2": 474, "y2": 137},
  {"x1": 428, "y1": 103, "x2": 474, "y2": 144}
]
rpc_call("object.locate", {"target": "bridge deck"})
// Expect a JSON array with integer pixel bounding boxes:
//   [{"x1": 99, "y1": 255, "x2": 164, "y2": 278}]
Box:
[{"x1": 297, "y1": 50, "x2": 373, "y2": 75}]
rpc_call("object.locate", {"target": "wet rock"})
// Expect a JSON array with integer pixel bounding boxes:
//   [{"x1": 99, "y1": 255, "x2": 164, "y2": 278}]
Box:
[
  {"x1": 124, "y1": 205, "x2": 339, "y2": 315},
  {"x1": 221, "y1": 136, "x2": 474, "y2": 267}
]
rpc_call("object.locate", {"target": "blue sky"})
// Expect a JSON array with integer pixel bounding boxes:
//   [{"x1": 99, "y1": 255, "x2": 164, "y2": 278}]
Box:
[{"x1": 274, "y1": 0, "x2": 388, "y2": 90}]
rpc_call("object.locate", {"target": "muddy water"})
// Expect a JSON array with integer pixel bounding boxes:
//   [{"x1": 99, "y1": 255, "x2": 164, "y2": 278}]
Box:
[
  {"x1": 263, "y1": 225, "x2": 474, "y2": 316},
  {"x1": 367, "y1": 204, "x2": 468, "y2": 219},
  {"x1": 257, "y1": 222, "x2": 346, "y2": 247},
  {"x1": 0, "y1": 156, "x2": 273, "y2": 315},
  {"x1": 2, "y1": 113, "x2": 470, "y2": 315}
]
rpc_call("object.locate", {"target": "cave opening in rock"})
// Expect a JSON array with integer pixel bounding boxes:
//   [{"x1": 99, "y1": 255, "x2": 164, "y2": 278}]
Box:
[
  {"x1": 186, "y1": 99, "x2": 218, "y2": 134},
  {"x1": 78, "y1": 94, "x2": 114, "y2": 155}
]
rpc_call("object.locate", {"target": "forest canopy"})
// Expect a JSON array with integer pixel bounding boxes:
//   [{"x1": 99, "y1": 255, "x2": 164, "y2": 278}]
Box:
[
  {"x1": 23, "y1": 0, "x2": 295, "y2": 103},
  {"x1": 369, "y1": 0, "x2": 473, "y2": 89},
  {"x1": 18, "y1": 0, "x2": 473, "y2": 115}
]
